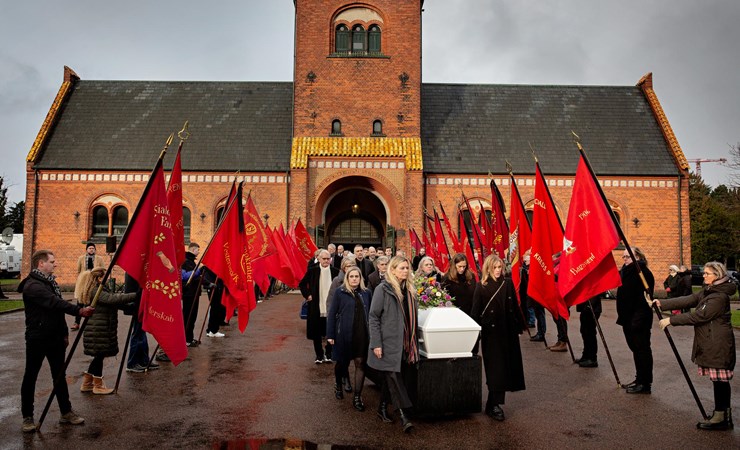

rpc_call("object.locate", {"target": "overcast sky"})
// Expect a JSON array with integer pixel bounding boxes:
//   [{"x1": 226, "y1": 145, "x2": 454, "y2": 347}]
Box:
[{"x1": 1, "y1": 0, "x2": 738, "y2": 205}]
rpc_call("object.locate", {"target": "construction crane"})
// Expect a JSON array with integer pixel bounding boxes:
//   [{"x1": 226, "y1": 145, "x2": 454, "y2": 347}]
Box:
[{"x1": 686, "y1": 158, "x2": 727, "y2": 178}]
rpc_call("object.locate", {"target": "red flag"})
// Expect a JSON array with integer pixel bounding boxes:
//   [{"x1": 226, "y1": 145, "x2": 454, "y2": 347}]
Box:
[
  {"x1": 558, "y1": 156, "x2": 622, "y2": 307},
  {"x1": 421, "y1": 228, "x2": 438, "y2": 268},
  {"x1": 461, "y1": 193, "x2": 487, "y2": 268},
  {"x1": 409, "y1": 228, "x2": 422, "y2": 257},
  {"x1": 458, "y1": 209, "x2": 479, "y2": 281},
  {"x1": 244, "y1": 196, "x2": 276, "y2": 294},
  {"x1": 116, "y1": 160, "x2": 187, "y2": 365},
  {"x1": 528, "y1": 163, "x2": 568, "y2": 320},
  {"x1": 167, "y1": 145, "x2": 185, "y2": 267},
  {"x1": 432, "y1": 209, "x2": 451, "y2": 272},
  {"x1": 200, "y1": 182, "x2": 256, "y2": 332},
  {"x1": 438, "y1": 203, "x2": 462, "y2": 253},
  {"x1": 265, "y1": 227, "x2": 299, "y2": 288},
  {"x1": 478, "y1": 201, "x2": 492, "y2": 252},
  {"x1": 294, "y1": 219, "x2": 318, "y2": 263},
  {"x1": 490, "y1": 180, "x2": 509, "y2": 260},
  {"x1": 279, "y1": 224, "x2": 307, "y2": 281},
  {"x1": 424, "y1": 215, "x2": 442, "y2": 269},
  {"x1": 508, "y1": 174, "x2": 532, "y2": 298}
]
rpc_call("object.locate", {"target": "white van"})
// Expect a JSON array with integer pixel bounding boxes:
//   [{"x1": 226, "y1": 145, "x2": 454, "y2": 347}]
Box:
[{"x1": 0, "y1": 246, "x2": 21, "y2": 277}]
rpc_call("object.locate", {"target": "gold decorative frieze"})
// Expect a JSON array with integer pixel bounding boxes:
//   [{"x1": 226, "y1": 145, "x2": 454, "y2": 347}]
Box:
[
  {"x1": 26, "y1": 80, "x2": 74, "y2": 163},
  {"x1": 637, "y1": 73, "x2": 689, "y2": 171},
  {"x1": 291, "y1": 137, "x2": 423, "y2": 170}
]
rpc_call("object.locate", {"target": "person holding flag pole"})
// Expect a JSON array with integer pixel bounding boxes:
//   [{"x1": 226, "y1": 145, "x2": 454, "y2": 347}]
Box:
[
  {"x1": 36, "y1": 133, "x2": 186, "y2": 431},
  {"x1": 527, "y1": 154, "x2": 575, "y2": 360},
  {"x1": 556, "y1": 149, "x2": 624, "y2": 380},
  {"x1": 571, "y1": 132, "x2": 710, "y2": 420}
]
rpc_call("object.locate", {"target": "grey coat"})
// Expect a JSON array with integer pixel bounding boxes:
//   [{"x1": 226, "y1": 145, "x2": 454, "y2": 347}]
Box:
[
  {"x1": 367, "y1": 281, "x2": 417, "y2": 372},
  {"x1": 659, "y1": 279, "x2": 736, "y2": 370}
]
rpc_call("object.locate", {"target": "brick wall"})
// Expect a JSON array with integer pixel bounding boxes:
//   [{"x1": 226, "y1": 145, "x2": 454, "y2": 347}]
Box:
[{"x1": 294, "y1": 0, "x2": 422, "y2": 138}]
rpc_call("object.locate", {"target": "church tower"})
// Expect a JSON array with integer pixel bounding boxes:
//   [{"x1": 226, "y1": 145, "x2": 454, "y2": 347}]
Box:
[{"x1": 290, "y1": 0, "x2": 425, "y2": 249}]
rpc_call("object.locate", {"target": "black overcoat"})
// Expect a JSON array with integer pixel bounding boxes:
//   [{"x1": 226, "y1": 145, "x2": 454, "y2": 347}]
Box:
[
  {"x1": 441, "y1": 274, "x2": 476, "y2": 317},
  {"x1": 471, "y1": 277, "x2": 526, "y2": 393},
  {"x1": 616, "y1": 261, "x2": 654, "y2": 330},
  {"x1": 299, "y1": 264, "x2": 339, "y2": 340},
  {"x1": 326, "y1": 286, "x2": 371, "y2": 363}
]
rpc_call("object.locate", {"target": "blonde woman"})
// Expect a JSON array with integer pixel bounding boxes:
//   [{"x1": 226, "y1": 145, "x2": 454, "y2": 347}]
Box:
[
  {"x1": 78, "y1": 268, "x2": 137, "y2": 394},
  {"x1": 368, "y1": 256, "x2": 418, "y2": 433},
  {"x1": 326, "y1": 266, "x2": 371, "y2": 410},
  {"x1": 471, "y1": 254, "x2": 525, "y2": 421}
]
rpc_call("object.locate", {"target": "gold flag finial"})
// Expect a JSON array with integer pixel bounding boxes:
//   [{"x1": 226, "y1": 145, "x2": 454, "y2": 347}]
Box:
[
  {"x1": 528, "y1": 141, "x2": 538, "y2": 163},
  {"x1": 178, "y1": 121, "x2": 190, "y2": 141},
  {"x1": 505, "y1": 160, "x2": 513, "y2": 175},
  {"x1": 159, "y1": 133, "x2": 175, "y2": 160},
  {"x1": 571, "y1": 130, "x2": 584, "y2": 151}
]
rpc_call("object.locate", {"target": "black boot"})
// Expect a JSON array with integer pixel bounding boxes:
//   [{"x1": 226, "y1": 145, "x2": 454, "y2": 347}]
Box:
[
  {"x1": 334, "y1": 383, "x2": 344, "y2": 400},
  {"x1": 399, "y1": 409, "x2": 414, "y2": 433},
  {"x1": 353, "y1": 394, "x2": 365, "y2": 412},
  {"x1": 698, "y1": 408, "x2": 733, "y2": 430},
  {"x1": 343, "y1": 377, "x2": 353, "y2": 393},
  {"x1": 377, "y1": 402, "x2": 393, "y2": 423}
]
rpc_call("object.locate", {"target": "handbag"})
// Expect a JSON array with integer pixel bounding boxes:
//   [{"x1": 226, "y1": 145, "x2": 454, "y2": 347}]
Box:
[{"x1": 300, "y1": 299, "x2": 309, "y2": 320}]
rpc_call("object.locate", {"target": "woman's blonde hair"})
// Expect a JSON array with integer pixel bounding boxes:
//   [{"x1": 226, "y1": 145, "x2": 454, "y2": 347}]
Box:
[
  {"x1": 414, "y1": 256, "x2": 437, "y2": 279},
  {"x1": 342, "y1": 266, "x2": 366, "y2": 292},
  {"x1": 481, "y1": 254, "x2": 505, "y2": 286},
  {"x1": 385, "y1": 255, "x2": 414, "y2": 301},
  {"x1": 340, "y1": 256, "x2": 357, "y2": 272},
  {"x1": 704, "y1": 261, "x2": 727, "y2": 280},
  {"x1": 77, "y1": 267, "x2": 105, "y2": 306}
]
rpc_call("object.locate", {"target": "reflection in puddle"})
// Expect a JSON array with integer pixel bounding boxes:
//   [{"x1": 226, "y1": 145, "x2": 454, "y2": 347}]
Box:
[{"x1": 214, "y1": 438, "x2": 373, "y2": 450}]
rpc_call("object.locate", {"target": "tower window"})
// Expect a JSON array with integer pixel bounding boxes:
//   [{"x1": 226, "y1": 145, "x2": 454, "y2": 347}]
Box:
[
  {"x1": 368, "y1": 25, "x2": 381, "y2": 53},
  {"x1": 335, "y1": 25, "x2": 349, "y2": 53},
  {"x1": 352, "y1": 25, "x2": 366, "y2": 52},
  {"x1": 331, "y1": 119, "x2": 342, "y2": 136},
  {"x1": 372, "y1": 120, "x2": 383, "y2": 136}
]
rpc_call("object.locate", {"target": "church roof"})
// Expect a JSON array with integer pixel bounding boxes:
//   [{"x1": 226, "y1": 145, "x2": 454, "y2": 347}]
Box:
[
  {"x1": 421, "y1": 83, "x2": 679, "y2": 176},
  {"x1": 34, "y1": 80, "x2": 294, "y2": 172},
  {"x1": 33, "y1": 80, "x2": 680, "y2": 176}
]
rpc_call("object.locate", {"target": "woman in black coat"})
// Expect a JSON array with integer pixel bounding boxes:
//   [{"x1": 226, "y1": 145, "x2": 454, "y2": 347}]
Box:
[
  {"x1": 414, "y1": 256, "x2": 442, "y2": 283},
  {"x1": 442, "y1": 253, "x2": 476, "y2": 317},
  {"x1": 471, "y1": 254, "x2": 525, "y2": 421},
  {"x1": 78, "y1": 268, "x2": 137, "y2": 394},
  {"x1": 616, "y1": 247, "x2": 655, "y2": 394},
  {"x1": 326, "y1": 266, "x2": 371, "y2": 411},
  {"x1": 655, "y1": 262, "x2": 737, "y2": 430}
]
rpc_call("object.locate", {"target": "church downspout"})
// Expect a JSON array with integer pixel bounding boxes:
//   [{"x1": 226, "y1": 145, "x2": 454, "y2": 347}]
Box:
[{"x1": 677, "y1": 174, "x2": 684, "y2": 265}]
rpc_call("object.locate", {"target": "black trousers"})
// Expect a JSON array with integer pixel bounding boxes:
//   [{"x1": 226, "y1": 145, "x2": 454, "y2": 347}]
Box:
[
  {"x1": 554, "y1": 316, "x2": 569, "y2": 342},
  {"x1": 206, "y1": 287, "x2": 226, "y2": 334},
  {"x1": 182, "y1": 295, "x2": 200, "y2": 342},
  {"x1": 380, "y1": 371, "x2": 413, "y2": 410},
  {"x1": 21, "y1": 338, "x2": 72, "y2": 418},
  {"x1": 86, "y1": 355, "x2": 105, "y2": 377},
  {"x1": 579, "y1": 306, "x2": 600, "y2": 360},
  {"x1": 622, "y1": 325, "x2": 653, "y2": 384}
]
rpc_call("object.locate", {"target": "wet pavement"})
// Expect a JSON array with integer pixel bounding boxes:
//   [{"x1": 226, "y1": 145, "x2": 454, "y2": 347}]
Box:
[{"x1": 1, "y1": 292, "x2": 738, "y2": 449}]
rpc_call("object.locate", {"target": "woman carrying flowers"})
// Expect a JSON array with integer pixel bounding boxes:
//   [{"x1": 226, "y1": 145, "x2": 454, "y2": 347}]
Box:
[{"x1": 471, "y1": 254, "x2": 525, "y2": 421}]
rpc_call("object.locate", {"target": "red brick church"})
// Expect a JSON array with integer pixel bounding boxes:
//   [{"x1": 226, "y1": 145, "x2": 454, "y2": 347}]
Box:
[{"x1": 23, "y1": 0, "x2": 690, "y2": 286}]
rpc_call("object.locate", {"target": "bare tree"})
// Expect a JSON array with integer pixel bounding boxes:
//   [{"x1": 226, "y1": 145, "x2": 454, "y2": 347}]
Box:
[{"x1": 729, "y1": 142, "x2": 740, "y2": 187}]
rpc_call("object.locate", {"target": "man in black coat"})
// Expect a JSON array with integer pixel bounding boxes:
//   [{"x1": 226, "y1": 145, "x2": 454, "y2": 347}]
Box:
[
  {"x1": 20, "y1": 250, "x2": 94, "y2": 432},
  {"x1": 299, "y1": 249, "x2": 339, "y2": 363},
  {"x1": 353, "y1": 244, "x2": 375, "y2": 285},
  {"x1": 412, "y1": 247, "x2": 426, "y2": 271},
  {"x1": 332, "y1": 245, "x2": 345, "y2": 270},
  {"x1": 616, "y1": 247, "x2": 655, "y2": 394}
]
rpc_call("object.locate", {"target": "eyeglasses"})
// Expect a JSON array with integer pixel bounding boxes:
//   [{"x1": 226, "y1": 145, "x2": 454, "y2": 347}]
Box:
[
  {"x1": 702, "y1": 272, "x2": 714, "y2": 277},
  {"x1": 621, "y1": 255, "x2": 631, "y2": 259}
]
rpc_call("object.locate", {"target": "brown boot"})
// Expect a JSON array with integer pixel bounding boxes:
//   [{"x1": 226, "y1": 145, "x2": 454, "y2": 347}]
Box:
[
  {"x1": 549, "y1": 341, "x2": 568, "y2": 352},
  {"x1": 92, "y1": 376, "x2": 114, "y2": 395},
  {"x1": 80, "y1": 373, "x2": 94, "y2": 392}
]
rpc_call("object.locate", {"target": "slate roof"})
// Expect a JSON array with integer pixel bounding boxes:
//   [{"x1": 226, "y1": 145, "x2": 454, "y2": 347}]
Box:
[
  {"x1": 35, "y1": 81, "x2": 294, "y2": 172},
  {"x1": 421, "y1": 83, "x2": 679, "y2": 176},
  {"x1": 35, "y1": 80, "x2": 680, "y2": 177}
]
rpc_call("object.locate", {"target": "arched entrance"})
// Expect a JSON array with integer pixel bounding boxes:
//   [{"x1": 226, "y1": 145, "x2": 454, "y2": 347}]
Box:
[
  {"x1": 325, "y1": 189, "x2": 385, "y2": 248},
  {"x1": 312, "y1": 175, "x2": 399, "y2": 250}
]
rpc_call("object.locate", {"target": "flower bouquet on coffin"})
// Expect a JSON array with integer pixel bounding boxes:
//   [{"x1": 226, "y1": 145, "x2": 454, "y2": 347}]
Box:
[
  {"x1": 415, "y1": 276, "x2": 480, "y2": 359},
  {"x1": 415, "y1": 276, "x2": 455, "y2": 309}
]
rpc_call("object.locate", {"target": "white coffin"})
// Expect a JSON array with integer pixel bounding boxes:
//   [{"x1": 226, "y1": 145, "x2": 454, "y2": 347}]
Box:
[{"x1": 417, "y1": 307, "x2": 481, "y2": 359}]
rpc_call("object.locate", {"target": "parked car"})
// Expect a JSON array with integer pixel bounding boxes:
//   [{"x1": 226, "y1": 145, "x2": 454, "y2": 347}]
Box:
[
  {"x1": 690, "y1": 265, "x2": 703, "y2": 286},
  {"x1": 728, "y1": 270, "x2": 740, "y2": 287}
]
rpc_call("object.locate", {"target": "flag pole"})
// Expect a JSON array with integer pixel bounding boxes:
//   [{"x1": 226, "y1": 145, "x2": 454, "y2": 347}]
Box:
[
  {"x1": 508, "y1": 168, "x2": 546, "y2": 348},
  {"x1": 460, "y1": 189, "x2": 488, "y2": 261},
  {"x1": 457, "y1": 203, "x2": 482, "y2": 276},
  {"x1": 113, "y1": 316, "x2": 136, "y2": 393},
  {"x1": 36, "y1": 133, "x2": 175, "y2": 431},
  {"x1": 531, "y1": 153, "x2": 576, "y2": 362},
  {"x1": 197, "y1": 278, "x2": 220, "y2": 342},
  {"x1": 572, "y1": 132, "x2": 708, "y2": 419}
]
